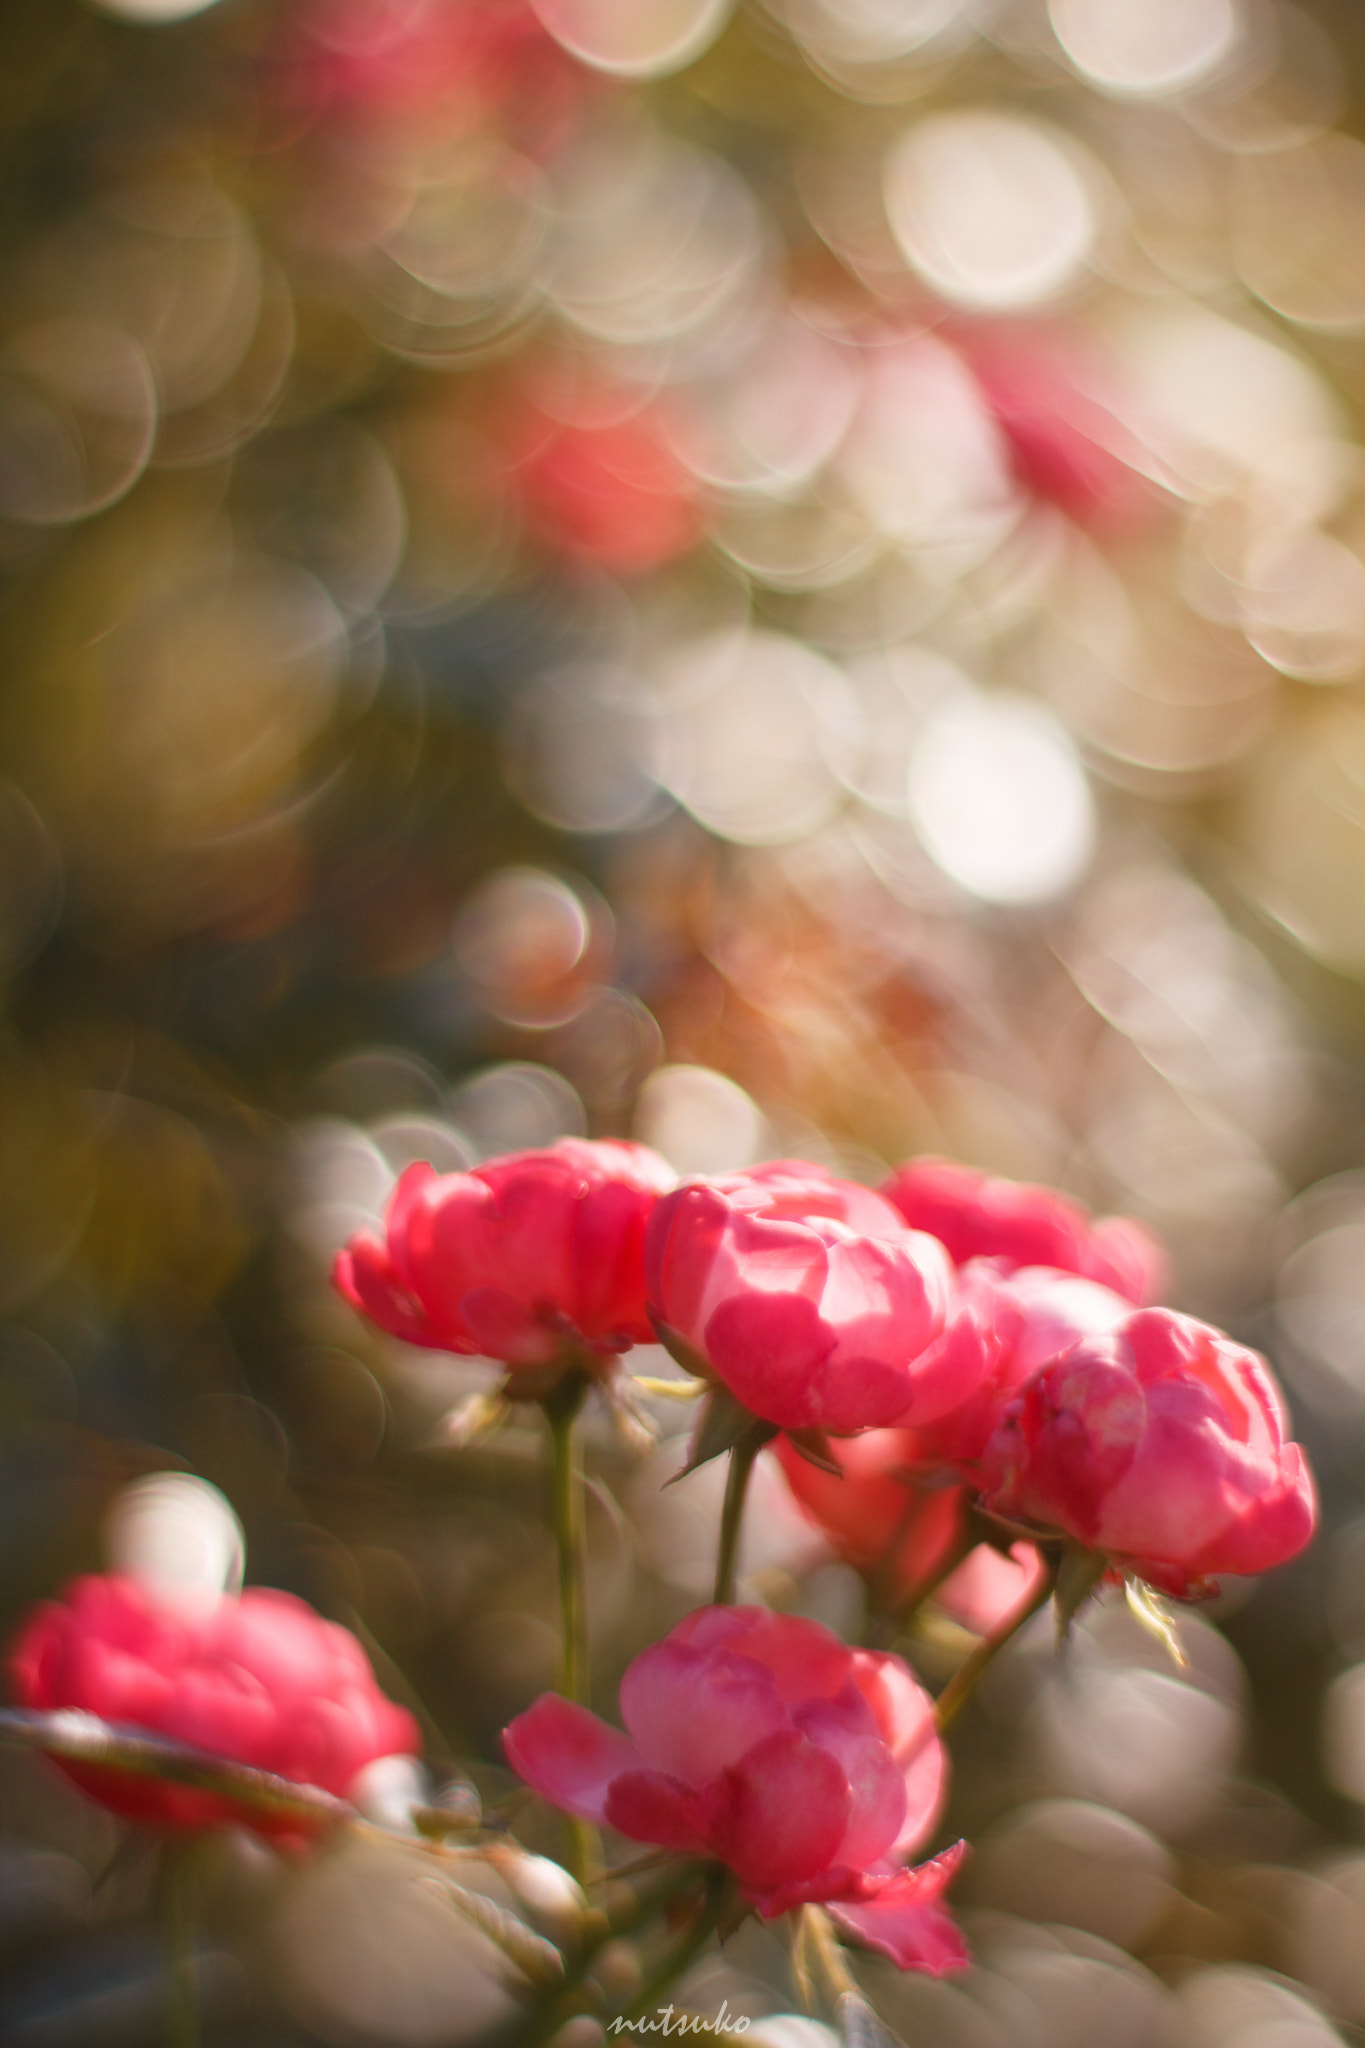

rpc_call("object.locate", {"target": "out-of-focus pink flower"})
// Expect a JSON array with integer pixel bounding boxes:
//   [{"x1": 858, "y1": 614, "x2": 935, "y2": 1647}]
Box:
[
  {"x1": 773, "y1": 1429, "x2": 964, "y2": 1586},
  {"x1": 504, "y1": 1605, "x2": 967, "y2": 1972},
  {"x1": 772, "y1": 1431, "x2": 1046, "y2": 1633},
  {"x1": 646, "y1": 1162, "x2": 962, "y2": 1434},
  {"x1": 283, "y1": 0, "x2": 587, "y2": 154},
  {"x1": 881, "y1": 1157, "x2": 1163, "y2": 1305},
  {"x1": 936, "y1": 1541, "x2": 1049, "y2": 1636},
  {"x1": 955, "y1": 328, "x2": 1159, "y2": 533},
  {"x1": 10, "y1": 1575, "x2": 418, "y2": 1837},
  {"x1": 980, "y1": 1308, "x2": 1318, "y2": 1597},
  {"x1": 916, "y1": 1259, "x2": 1133, "y2": 1469},
  {"x1": 334, "y1": 1139, "x2": 675, "y2": 1373},
  {"x1": 503, "y1": 395, "x2": 703, "y2": 578}
]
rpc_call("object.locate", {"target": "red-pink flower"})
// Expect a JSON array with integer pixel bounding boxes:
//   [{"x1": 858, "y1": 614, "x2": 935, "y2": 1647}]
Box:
[
  {"x1": 772, "y1": 1431, "x2": 1046, "y2": 1634},
  {"x1": 916, "y1": 1259, "x2": 1133, "y2": 1469},
  {"x1": 334, "y1": 1139, "x2": 675, "y2": 1372},
  {"x1": 645, "y1": 1163, "x2": 961, "y2": 1433},
  {"x1": 955, "y1": 327, "x2": 1159, "y2": 533},
  {"x1": 504, "y1": 1605, "x2": 967, "y2": 1973},
  {"x1": 773, "y1": 1429, "x2": 964, "y2": 1590},
  {"x1": 980, "y1": 1308, "x2": 1318, "y2": 1597},
  {"x1": 504, "y1": 395, "x2": 703, "y2": 578},
  {"x1": 881, "y1": 1157, "x2": 1163, "y2": 1306},
  {"x1": 282, "y1": 0, "x2": 587, "y2": 154},
  {"x1": 10, "y1": 1575, "x2": 418, "y2": 1838}
]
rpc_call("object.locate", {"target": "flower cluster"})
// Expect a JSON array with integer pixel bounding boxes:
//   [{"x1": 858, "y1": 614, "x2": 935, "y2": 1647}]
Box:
[
  {"x1": 338, "y1": 1137, "x2": 1312, "y2": 1602},
  {"x1": 319, "y1": 1138, "x2": 1316, "y2": 1977},
  {"x1": 9, "y1": 1138, "x2": 1316, "y2": 2003}
]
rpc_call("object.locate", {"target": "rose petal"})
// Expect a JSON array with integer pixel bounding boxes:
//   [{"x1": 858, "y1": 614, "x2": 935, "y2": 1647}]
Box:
[
  {"x1": 604, "y1": 1768, "x2": 708, "y2": 1852},
  {"x1": 700, "y1": 1728, "x2": 850, "y2": 1891},
  {"x1": 827, "y1": 1844, "x2": 969, "y2": 1974},
  {"x1": 793, "y1": 1684, "x2": 907, "y2": 1868},
  {"x1": 619, "y1": 1639, "x2": 788, "y2": 1787},
  {"x1": 503, "y1": 1694, "x2": 642, "y2": 1823}
]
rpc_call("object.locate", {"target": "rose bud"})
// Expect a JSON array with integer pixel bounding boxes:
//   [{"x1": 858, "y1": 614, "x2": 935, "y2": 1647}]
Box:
[
  {"x1": 9, "y1": 1574, "x2": 419, "y2": 1837},
  {"x1": 645, "y1": 1162, "x2": 963, "y2": 1435},
  {"x1": 980, "y1": 1307, "x2": 1318, "y2": 1598},
  {"x1": 881, "y1": 1157, "x2": 1163, "y2": 1306},
  {"x1": 504, "y1": 1604, "x2": 967, "y2": 1974},
  {"x1": 772, "y1": 1432, "x2": 1046, "y2": 1634},
  {"x1": 333, "y1": 1138, "x2": 675, "y2": 1381},
  {"x1": 916, "y1": 1259, "x2": 1134, "y2": 1470}
]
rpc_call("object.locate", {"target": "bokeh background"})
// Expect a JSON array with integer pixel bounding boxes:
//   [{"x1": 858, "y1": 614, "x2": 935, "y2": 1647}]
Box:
[{"x1": 7, "y1": 0, "x2": 1365, "y2": 2040}]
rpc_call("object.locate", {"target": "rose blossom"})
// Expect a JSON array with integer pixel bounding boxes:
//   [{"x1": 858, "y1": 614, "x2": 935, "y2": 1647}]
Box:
[
  {"x1": 881, "y1": 1157, "x2": 1163, "y2": 1306},
  {"x1": 504, "y1": 1605, "x2": 966, "y2": 1973},
  {"x1": 916, "y1": 1259, "x2": 1133, "y2": 1469},
  {"x1": 10, "y1": 1574, "x2": 419, "y2": 1837},
  {"x1": 334, "y1": 1139, "x2": 675, "y2": 1374},
  {"x1": 980, "y1": 1307, "x2": 1318, "y2": 1597},
  {"x1": 645, "y1": 1162, "x2": 962, "y2": 1434},
  {"x1": 773, "y1": 1432, "x2": 1046, "y2": 1634}
]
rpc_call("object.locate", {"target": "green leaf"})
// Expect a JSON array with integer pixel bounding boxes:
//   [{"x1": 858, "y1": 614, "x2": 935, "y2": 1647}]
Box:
[
  {"x1": 648, "y1": 1315, "x2": 714, "y2": 1381},
  {"x1": 784, "y1": 1427, "x2": 843, "y2": 1476},
  {"x1": 670, "y1": 1388, "x2": 774, "y2": 1482},
  {"x1": 1054, "y1": 1544, "x2": 1108, "y2": 1641}
]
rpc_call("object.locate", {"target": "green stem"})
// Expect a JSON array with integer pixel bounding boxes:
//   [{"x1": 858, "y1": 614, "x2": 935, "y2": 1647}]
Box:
[
  {"x1": 793, "y1": 1905, "x2": 859, "y2": 2014},
  {"x1": 544, "y1": 1371, "x2": 594, "y2": 1882},
  {"x1": 545, "y1": 1374, "x2": 591, "y2": 1706},
  {"x1": 161, "y1": 1841, "x2": 200, "y2": 2048},
  {"x1": 713, "y1": 1430, "x2": 764, "y2": 1606},
  {"x1": 865, "y1": 1516, "x2": 977, "y2": 1649},
  {"x1": 933, "y1": 1562, "x2": 1057, "y2": 1733},
  {"x1": 618, "y1": 1867, "x2": 730, "y2": 2028}
]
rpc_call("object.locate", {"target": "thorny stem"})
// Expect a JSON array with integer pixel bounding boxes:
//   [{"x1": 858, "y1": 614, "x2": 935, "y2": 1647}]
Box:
[
  {"x1": 518, "y1": 1860, "x2": 711, "y2": 2048},
  {"x1": 713, "y1": 1430, "x2": 765, "y2": 1607},
  {"x1": 932, "y1": 1560, "x2": 1059, "y2": 1733},
  {"x1": 617, "y1": 1866, "x2": 731, "y2": 2029}
]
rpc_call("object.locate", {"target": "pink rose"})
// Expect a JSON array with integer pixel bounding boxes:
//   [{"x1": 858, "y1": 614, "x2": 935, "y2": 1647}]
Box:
[
  {"x1": 281, "y1": 0, "x2": 587, "y2": 154},
  {"x1": 504, "y1": 393, "x2": 703, "y2": 578},
  {"x1": 10, "y1": 1574, "x2": 419, "y2": 1837},
  {"x1": 772, "y1": 1431, "x2": 1046, "y2": 1634},
  {"x1": 917, "y1": 1259, "x2": 1133, "y2": 1468},
  {"x1": 645, "y1": 1163, "x2": 960, "y2": 1433},
  {"x1": 881, "y1": 1157, "x2": 1163, "y2": 1306},
  {"x1": 935, "y1": 1542, "x2": 1050, "y2": 1637},
  {"x1": 334, "y1": 1138, "x2": 675, "y2": 1372},
  {"x1": 980, "y1": 1308, "x2": 1318, "y2": 1597},
  {"x1": 504, "y1": 1605, "x2": 967, "y2": 1973},
  {"x1": 773, "y1": 1428, "x2": 965, "y2": 1587}
]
